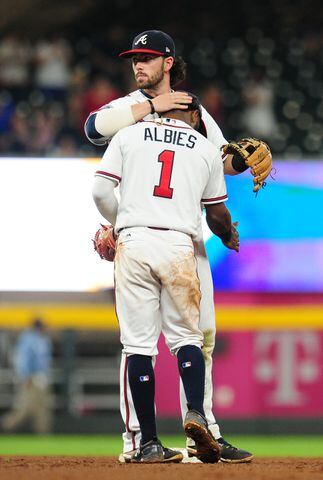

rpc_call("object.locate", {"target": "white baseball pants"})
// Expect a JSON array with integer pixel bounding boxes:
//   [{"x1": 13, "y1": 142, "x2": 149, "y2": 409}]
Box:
[{"x1": 118, "y1": 228, "x2": 219, "y2": 452}]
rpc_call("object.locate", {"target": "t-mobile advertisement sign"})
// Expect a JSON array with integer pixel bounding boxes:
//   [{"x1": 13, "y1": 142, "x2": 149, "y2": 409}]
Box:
[{"x1": 155, "y1": 331, "x2": 323, "y2": 417}]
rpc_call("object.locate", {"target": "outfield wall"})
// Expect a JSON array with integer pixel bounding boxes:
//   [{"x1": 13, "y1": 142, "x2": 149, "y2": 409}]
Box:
[{"x1": 0, "y1": 292, "x2": 322, "y2": 428}]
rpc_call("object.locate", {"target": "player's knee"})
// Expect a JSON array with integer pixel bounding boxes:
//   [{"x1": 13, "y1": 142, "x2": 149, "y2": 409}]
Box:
[
  {"x1": 123, "y1": 345, "x2": 158, "y2": 357},
  {"x1": 169, "y1": 338, "x2": 203, "y2": 356}
]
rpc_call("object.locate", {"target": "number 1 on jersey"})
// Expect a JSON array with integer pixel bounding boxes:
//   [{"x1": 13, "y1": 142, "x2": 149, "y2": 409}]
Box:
[{"x1": 153, "y1": 150, "x2": 175, "y2": 199}]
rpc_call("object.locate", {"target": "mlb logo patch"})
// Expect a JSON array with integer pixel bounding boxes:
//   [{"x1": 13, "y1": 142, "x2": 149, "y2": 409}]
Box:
[
  {"x1": 182, "y1": 362, "x2": 191, "y2": 368},
  {"x1": 140, "y1": 375, "x2": 150, "y2": 382}
]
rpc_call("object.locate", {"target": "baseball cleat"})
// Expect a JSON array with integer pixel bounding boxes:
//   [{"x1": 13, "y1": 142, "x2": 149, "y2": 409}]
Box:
[
  {"x1": 162, "y1": 446, "x2": 184, "y2": 462},
  {"x1": 187, "y1": 436, "x2": 254, "y2": 463},
  {"x1": 120, "y1": 439, "x2": 184, "y2": 463},
  {"x1": 184, "y1": 410, "x2": 221, "y2": 463},
  {"x1": 218, "y1": 437, "x2": 254, "y2": 463}
]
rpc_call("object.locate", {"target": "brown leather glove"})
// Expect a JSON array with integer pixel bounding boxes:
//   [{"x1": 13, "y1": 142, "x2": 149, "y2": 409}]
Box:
[
  {"x1": 223, "y1": 137, "x2": 272, "y2": 192},
  {"x1": 93, "y1": 224, "x2": 116, "y2": 262}
]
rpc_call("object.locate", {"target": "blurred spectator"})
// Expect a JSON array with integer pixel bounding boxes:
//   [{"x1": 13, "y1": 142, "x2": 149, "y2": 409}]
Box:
[
  {"x1": 29, "y1": 108, "x2": 58, "y2": 155},
  {"x1": 6, "y1": 109, "x2": 31, "y2": 154},
  {"x1": 50, "y1": 131, "x2": 79, "y2": 156},
  {"x1": 34, "y1": 37, "x2": 72, "y2": 100},
  {"x1": 242, "y1": 72, "x2": 277, "y2": 141},
  {"x1": 67, "y1": 90, "x2": 86, "y2": 135},
  {"x1": 1, "y1": 318, "x2": 53, "y2": 434},
  {"x1": 0, "y1": 34, "x2": 31, "y2": 100},
  {"x1": 200, "y1": 84, "x2": 223, "y2": 125},
  {"x1": 0, "y1": 92, "x2": 14, "y2": 134},
  {"x1": 82, "y1": 75, "x2": 121, "y2": 120},
  {"x1": 66, "y1": 66, "x2": 89, "y2": 134}
]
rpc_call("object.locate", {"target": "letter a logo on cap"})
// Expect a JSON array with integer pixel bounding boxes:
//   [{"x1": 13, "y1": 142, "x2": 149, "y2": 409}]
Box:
[{"x1": 135, "y1": 34, "x2": 148, "y2": 45}]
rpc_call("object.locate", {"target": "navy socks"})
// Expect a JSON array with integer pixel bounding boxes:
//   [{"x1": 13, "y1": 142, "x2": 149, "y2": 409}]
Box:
[
  {"x1": 177, "y1": 345, "x2": 206, "y2": 416},
  {"x1": 127, "y1": 346, "x2": 206, "y2": 445},
  {"x1": 127, "y1": 354, "x2": 156, "y2": 445}
]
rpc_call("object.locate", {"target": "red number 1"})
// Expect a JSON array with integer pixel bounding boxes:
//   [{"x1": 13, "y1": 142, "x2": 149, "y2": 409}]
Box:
[{"x1": 153, "y1": 150, "x2": 175, "y2": 199}]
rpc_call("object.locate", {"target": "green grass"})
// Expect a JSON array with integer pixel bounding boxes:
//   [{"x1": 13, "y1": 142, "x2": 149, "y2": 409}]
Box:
[{"x1": 0, "y1": 435, "x2": 322, "y2": 457}]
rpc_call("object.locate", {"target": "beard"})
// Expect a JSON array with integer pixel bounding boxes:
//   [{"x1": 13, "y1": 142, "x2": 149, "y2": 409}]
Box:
[{"x1": 135, "y1": 66, "x2": 164, "y2": 89}]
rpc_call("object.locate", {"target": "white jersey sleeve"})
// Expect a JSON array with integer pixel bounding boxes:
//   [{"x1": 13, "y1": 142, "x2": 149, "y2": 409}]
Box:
[
  {"x1": 94, "y1": 132, "x2": 123, "y2": 184},
  {"x1": 201, "y1": 152, "x2": 228, "y2": 205},
  {"x1": 200, "y1": 106, "x2": 228, "y2": 150}
]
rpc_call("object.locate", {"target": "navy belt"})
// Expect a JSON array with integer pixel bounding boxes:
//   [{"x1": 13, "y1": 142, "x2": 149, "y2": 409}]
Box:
[
  {"x1": 118, "y1": 226, "x2": 170, "y2": 233},
  {"x1": 147, "y1": 226, "x2": 170, "y2": 231}
]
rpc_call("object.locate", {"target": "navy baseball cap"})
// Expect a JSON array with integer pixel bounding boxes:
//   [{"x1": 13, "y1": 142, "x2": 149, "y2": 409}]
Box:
[{"x1": 119, "y1": 30, "x2": 175, "y2": 58}]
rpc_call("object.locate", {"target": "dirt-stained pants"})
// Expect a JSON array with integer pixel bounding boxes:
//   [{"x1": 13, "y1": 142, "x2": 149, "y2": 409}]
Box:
[{"x1": 115, "y1": 227, "x2": 203, "y2": 357}]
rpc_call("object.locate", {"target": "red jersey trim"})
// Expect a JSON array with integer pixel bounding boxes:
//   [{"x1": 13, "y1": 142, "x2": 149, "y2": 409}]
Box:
[
  {"x1": 95, "y1": 170, "x2": 121, "y2": 182},
  {"x1": 144, "y1": 120, "x2": 193, "y2": 130},
  {"x1": 202, "y1": 194, "x2": 228, "y2": 203}
]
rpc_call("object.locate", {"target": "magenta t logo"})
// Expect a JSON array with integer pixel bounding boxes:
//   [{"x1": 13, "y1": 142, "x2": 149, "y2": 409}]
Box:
[{"x1": 254, "y1": 331, "x2": 320, "y2": 406}]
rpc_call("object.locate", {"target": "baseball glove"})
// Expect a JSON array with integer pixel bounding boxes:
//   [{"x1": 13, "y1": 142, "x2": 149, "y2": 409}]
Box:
[
  {"x1": 93, "y1": 224, "x2": 116, "y2": 262},
  {"x1": 223, "y1": 137, "x2": 272, "y2": 192}
]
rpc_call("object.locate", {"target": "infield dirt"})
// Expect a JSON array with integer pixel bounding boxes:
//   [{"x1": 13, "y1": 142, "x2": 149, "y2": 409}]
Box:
[{"x1": 1, "y1": 456, "x2": 323, "y2": 480}]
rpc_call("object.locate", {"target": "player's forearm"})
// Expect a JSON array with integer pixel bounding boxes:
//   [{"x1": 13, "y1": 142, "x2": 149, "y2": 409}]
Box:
[
  {"x1": 205, "y1": 203, "x2": 232, "y2": 242},
  {"x1": 85, "y1": 106, "x2": 137, "y2": 145},
  {"x1": 92, "y1": 177, "x2": 119, "y2": 225},
  {"x1": 131, "y1": 101, "x2": 152, "y2": 121},
  {"x1": 223, "y1": 154, "x2": 241, "y2": 176}
]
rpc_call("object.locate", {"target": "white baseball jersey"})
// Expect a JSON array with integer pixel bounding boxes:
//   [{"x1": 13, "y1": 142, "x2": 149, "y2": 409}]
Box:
[
  {"x1": 95, "y1": 117, "x2": 227, "y2": 238},
  {"x1": 87, "y1": 88, "x2": 227, "y2": 150}
]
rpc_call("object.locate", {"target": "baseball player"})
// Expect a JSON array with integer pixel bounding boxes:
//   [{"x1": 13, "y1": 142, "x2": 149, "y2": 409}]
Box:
[
  {"x1": 86, "y1": 30, "x2": 270, "y2": 463},
  {"x1": 92, "y1": 96, "x2": 239, "y2": 463}
]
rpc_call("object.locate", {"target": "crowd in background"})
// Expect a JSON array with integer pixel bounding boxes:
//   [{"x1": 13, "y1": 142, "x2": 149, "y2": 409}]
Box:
[
  {"x1": 0, "y1": 34, "x2": 123, "y2": 157},
  {"x1": 0, "y1": 25, "x2": 322, "y2": 157}
]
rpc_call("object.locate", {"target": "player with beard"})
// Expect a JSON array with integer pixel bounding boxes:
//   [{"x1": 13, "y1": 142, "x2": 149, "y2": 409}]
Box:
[{"x1": 85, "y1": 30, "x2": 253, "y2": 464}]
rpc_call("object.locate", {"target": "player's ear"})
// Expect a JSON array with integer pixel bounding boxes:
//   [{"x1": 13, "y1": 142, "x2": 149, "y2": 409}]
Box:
[
  {"x1": 163, "y1": 56, "x2": 174, "y2": 73},
  {"x1": 191, "y1": 110, "x2": 201, "y2": 130}
]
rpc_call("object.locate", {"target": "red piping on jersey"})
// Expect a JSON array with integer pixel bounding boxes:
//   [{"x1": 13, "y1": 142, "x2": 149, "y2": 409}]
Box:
[
  {"x1": 119, "y1": 49, "x2": 166, "y2": 57},
  {"x1": 144, "y1": 120, "x2": 193, "y2": 130},
  {"x1": 95, "y1": 170, "x2": 121, "y2": 181},
  {"x1": 202, "y1": 194, "x2": 228, "y2": 202}
]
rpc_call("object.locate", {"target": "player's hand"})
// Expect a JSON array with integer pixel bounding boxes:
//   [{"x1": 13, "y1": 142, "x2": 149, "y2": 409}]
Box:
[
  {"x1": 152, "y1": 92, "x2": 192, "y2": 113},
  {"x1": 93, "y1": 224, "x2": 116, "y2": 261},
  {"x1": 222, "y1": 221, "x2": 239, "y2": 252}
]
